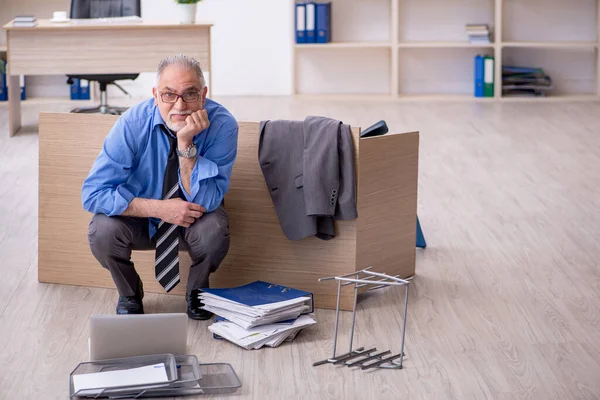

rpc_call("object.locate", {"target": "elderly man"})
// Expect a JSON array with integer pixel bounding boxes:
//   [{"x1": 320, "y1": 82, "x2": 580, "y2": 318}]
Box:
[{"x1": 82, "y1": 54, "x2": 238, "y2": 320}]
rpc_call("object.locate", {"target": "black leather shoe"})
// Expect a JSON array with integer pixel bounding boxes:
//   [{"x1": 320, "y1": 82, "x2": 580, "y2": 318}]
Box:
[
  {"x1": 116, "y1": 281, "x2": 144, "y2": 315},
  {"x1": 186, "y1": 289, "x2": 213, "y2": 320}
]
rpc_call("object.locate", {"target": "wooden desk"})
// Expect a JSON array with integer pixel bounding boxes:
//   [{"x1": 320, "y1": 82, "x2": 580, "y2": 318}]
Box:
[{"x1": 4, "y1": 19, "x2": 212, "y2": 137}]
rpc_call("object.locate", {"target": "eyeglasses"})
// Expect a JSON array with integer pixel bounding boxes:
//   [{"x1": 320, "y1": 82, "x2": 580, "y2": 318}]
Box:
[{"x1": 159, "y1": 91, "x2": 201, "y2": 103}]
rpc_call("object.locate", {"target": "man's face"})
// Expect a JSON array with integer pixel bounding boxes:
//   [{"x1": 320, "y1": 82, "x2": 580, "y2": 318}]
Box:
[{"x1": 152, "y1": 65, "x2": 208, "y2": 132}]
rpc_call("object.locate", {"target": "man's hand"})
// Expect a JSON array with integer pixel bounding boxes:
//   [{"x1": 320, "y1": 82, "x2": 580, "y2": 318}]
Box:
[
  {"x1": 158, "y1": 198, "x2": 206, "y2": 228},
  {"x1": 177, "y1": 109, "x2": 210, "y2": 146}
]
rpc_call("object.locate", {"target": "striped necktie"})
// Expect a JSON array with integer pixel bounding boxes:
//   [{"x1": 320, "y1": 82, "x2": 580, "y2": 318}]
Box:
[{"x1": 155, "y1": 127, "x2": 181, "y2": 293}]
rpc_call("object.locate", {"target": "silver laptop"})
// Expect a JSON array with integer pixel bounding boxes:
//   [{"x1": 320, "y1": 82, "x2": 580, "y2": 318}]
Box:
[{"x1": 89, "y1": 313, "x2": 188, "y2": 361}]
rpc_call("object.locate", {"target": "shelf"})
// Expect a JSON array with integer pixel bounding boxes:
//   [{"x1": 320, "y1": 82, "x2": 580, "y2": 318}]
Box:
[
  {"x1": 0, "y1": 98, "x2": 93, "y2": 106},
  {"x1": 502, "y1": 0, "x2": 596, "y2": 43},
  {"x1": 500, "y1": 94, "x2": 599, "y2": 102},
  {"x1": 296, "y1": 42, "x2": 392, "y2": 49},
  {"x1": 25, "y1": 98, "x2": 93, "y2": 105},
  {"x1": 502, "y1": 42, "x2": 598, "y2": 49},
  {"x1": 397, "y1": 94, "x2": 495, "y2": 102},
  {"x1": 294, "y1": 93, "x2": 396, "y2": 101},
  {"x1": 292, "y1": 0, "x2": 600, "y2": 101},
  {"x1": 294, "y1": 93, "x2": 497, "y2": 102},
  {"x1": 398, "y1": 42, "x2": 495, "y2": 49},
  {"x1": 0, "y1": 45, "x2": 6, "y2": 52}
]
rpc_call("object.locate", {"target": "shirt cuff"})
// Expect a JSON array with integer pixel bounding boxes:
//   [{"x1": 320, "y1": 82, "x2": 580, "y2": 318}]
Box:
[
  {"x1": 179, "y1": 156, "x2": 219, "y2": 202},
  {"x1": 111, "y1": 185, "x2": 136, "y2": 216}
]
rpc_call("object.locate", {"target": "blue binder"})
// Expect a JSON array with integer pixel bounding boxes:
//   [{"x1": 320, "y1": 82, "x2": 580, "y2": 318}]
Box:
[
  {"x1": 305, "y1": 2, "x2": 316, "y2": 43},
  {"x1": 214, "y1": 315, "x2": 296, "y2": 324},
  {"x1": 79, "y1": 79, "x2": 90, "y2": 100},
  {"x1": 19, "y1": 75, "x2": 26, "y2": 101},
  {"x1": 70, "y1": 78, "x2": 80, "y2": 100},
  {"x1": 315, "y1": 2, "x2": 331, "y2": 44},
  {"x1": 474, "y1": 55, "x2": 484, "y2": 97},
  {"x1": 202, "y1": 281, "x2": 314, "y2": 313},
  {"x1": 0, "y1": 59, "x2": 7, "y2": 102},
  {"x1": 295, "y1": 3, "x2": 306, "y2": 44}
]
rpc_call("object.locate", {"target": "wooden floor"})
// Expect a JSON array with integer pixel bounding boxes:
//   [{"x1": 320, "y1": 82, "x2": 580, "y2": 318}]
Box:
[{"x1": 1, "y1": 97, "x2": 599, "y2": 399}]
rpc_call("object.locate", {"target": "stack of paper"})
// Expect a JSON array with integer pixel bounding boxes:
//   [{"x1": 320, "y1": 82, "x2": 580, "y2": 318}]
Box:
[
  {"x1": 502, "y1": 65, "x2": 553, "y2": 97},
  {"x1": 466, "y1": 24, "x2": 491, "y2": 44},
  {"x1": 72, "y1": 363, "x2": 169, "y2": 397},
  {"x1": 200, "y1": 281, "x2": 316, "y2": 349},
  {"x1": 209, "y1": 315, "x2": 316, "y2": 350},
  {"x1": 12, "y1": 16, "x2": 38, "y2": 27}
]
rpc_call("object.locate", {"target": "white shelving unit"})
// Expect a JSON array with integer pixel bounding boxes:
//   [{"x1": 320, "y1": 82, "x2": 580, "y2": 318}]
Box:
[{"x1": 293, "y1": 0, "x2": 600, "y2": 101}]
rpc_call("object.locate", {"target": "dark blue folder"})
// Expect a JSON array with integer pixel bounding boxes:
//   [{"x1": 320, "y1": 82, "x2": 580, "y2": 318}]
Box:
[
  {"x1": 474, "y1": 55, "x2": 484, "y2": 97},
  {"x1": 202, "y1": 281, "x2": 314, "y2": 313},
  {"x1": 315, "y1": 2, "x2": 331, "y2": 44},
  {"x1": 295, "y1": 3, "x2": 306, "y2": 44},
  {"x1": 0, "y1": 59, "x2": 8, "y2": 102}
]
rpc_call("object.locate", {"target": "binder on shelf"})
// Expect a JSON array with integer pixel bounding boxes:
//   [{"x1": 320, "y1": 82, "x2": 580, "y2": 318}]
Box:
[
  {"x1": 70, "y1": 78, "x2": 80, "y2": 100},
  {"x1": 474, "y1": 55, "x2": 484, "y2": 97},
  {"x1": 483, "y1": 55, "x2": 494, "y2": 97},
  {"x1": 295, "y1": 3, "x2": 306, "y2": 44},
  {"x1": 315, "y1": 2, "x2": 331, "y2": 43},
  {"x1": 305, "y1": 2, "x2": 316, "y2": 43},
  {"x1": 502, "y1": 65, "x2": 553, "y2": 97},
  {"x1": 0, "y1": 59, "x2": 7, "y2": 101},
  {"x1": 79, "y1": 79, "x2": 90, "y2": 100},
  {"x1": 19, "y1": 75, "x2": 26, "y2": 100}
]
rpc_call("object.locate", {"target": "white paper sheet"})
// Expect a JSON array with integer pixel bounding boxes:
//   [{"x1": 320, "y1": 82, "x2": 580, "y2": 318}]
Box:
[
  {"x1": 72, "y1": 363, "x2": 169, "y2": 395},
  {"x1": 208, "y1": 315, "x2": 316, "y2": 350}
]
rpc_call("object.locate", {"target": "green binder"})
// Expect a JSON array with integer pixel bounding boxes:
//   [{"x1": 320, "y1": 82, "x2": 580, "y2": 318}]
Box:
[{"x1": 483, "y1": 56, "x2": 495, "y2": 97}]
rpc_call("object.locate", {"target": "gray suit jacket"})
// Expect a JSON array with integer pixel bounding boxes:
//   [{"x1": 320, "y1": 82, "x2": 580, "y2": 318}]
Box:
[{"x1": 258, "y1": 116, "x2": 358, "y2": 240}]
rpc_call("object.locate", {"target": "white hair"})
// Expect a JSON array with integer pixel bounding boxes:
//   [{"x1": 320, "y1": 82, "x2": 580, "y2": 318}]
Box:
[{"x1": 155, "y1": 54, "x2": 206, "y2": 88}]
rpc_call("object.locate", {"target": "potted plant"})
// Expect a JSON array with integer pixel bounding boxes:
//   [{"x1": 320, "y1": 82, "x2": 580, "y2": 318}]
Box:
[{"x1": 175, "y1": 0, "x2": 200, "y2": 24}]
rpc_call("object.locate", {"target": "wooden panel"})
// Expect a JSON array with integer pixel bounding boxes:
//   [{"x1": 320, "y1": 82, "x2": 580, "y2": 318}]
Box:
[
  {"x1": 7, "y1": 75, "x2": 21, "y2": 137},
  {"x1": 37, "y1": 113, "x2": 198, "y2": 293},
  {"x1": 38, "y1": 113, "x2": 371, "y2": 309},
  {"x1": 355, "y1": 131, "x2": 419, "y2": 279},
  {"x1": 6, "y1": 33, "x2": 21, "y2": 137},
  {"x1": 8, "y1": 24, "x2": 210, "y2": 75}
]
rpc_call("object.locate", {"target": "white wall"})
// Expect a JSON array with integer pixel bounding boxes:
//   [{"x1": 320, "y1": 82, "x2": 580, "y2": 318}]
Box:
[
  {"x1": 139, "y1": 0, "x2": 294, "y2": 96},
  {"x1": 24, "y1": 0, "x2": 295, "y2": 100}
]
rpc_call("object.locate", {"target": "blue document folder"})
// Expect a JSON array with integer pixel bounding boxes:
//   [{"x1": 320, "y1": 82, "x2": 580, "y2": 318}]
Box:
[
  {"x1": 474, "y1": 55, "x2": 484, "y2": 97},
  {"x1": 0, "y1": 59, "x2": 8, "y2": 101},
  {"x1": 305, "y1": 2, "x2": 316, "y2": 43},
  {"x1": 315, "y1": 2, "x2": 331, "y2": 44},
  {"x1": 70, "y1": 78, "x2": 80, "y2": 100},
  {"x1": 295, "y1": 3, "x2": 306, "y2": 44},
  {"x1": 202, "y1": 281, "x2": 314, "y2": 313}
]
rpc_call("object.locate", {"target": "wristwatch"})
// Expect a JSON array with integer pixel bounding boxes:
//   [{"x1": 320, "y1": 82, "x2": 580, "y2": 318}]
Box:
[{"x1": 176, "y1": 143, "x2": 198, "y2": 159}]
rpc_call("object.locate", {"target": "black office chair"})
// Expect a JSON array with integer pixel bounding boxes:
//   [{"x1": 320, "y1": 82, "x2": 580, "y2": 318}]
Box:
[{"x1": 67, "y1": 0, "x2": 141, "y2": 115}]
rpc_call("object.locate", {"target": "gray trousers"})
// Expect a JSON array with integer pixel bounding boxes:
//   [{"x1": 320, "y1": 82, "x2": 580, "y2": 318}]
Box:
[{"x1": 88, "y1": 205, "x2": 230, "y2": 297}]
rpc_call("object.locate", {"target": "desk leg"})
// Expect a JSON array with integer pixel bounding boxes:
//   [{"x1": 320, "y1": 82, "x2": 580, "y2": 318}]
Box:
[{"x1": 8, "y1": 75, "x2": 22, "y2": 137}]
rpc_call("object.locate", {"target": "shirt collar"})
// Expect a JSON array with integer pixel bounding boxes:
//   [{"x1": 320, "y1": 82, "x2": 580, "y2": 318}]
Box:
[{"x1": 151, "y1": 103, "x2": 177, "y2": 137}]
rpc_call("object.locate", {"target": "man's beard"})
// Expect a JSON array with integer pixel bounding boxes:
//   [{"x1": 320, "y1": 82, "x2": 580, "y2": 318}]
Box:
[{"x1": 166, "y1": 110, "x2": 193, "y2": 132}]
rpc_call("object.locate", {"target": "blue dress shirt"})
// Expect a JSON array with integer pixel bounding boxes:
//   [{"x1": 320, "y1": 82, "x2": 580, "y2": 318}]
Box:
[{"x1": 82, "y1": 97, "x2": 238, "y2": 238}]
